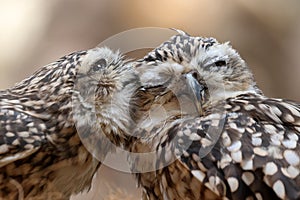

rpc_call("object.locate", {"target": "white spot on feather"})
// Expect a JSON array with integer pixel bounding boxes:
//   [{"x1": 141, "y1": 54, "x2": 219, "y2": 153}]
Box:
[
  {"x1": 244, "y1": 104, "x2": 256, "y2": 111},
  {"x1": 264, "y1": 124, "x2": 277, "y2": 134},
  {"x1": 6, "y1": 132, "x2": 14, "y2": 137},
  {"x1": 281, "y1": 168, "x2": 292, "y2": 178},
  {"x1": 18, "y1": 132, "x2": 29, "y2": 137},
  {"x1": 227, "y1": 177, "x2": 239, "y2": 192},
  {"x1": 251, "y1": 137, "x2": 262, "y2": 146},
  {"x1": 282, "y1": 139, "x2": 297, "y2": 149},
  {"x1": 255, "y1": 193, "x2": 263, "y2": 200},
  {"x1": 0, "y1": 145, "x2": 9, "y2": 154},
  {"x1": 253, "y1": 147, "x2": 268, "y2": 156},
  {"x1": 273, "y1": 180, "x2": 285, "y2": 199},
  {"x1": 284, "y1": 150, "x2": 300, "y2": 166},
  {"x1": 191, "y1": 170, "x2": 206, "y2": 182},
  {"x1": 264, "y1": 162, "x2": 278, "y2": 175},
  {"x1": 287, "y1": 166, "x2": 300, "y2": 178},
  {"x1": 252, "y1": 132, "x2": 262, "y2": 137},
  {"x1": 227, "y1": 141, "x2": 242, "y2": 152},
  {"x1": 222, "y1": 131, "x2": 231, "y2": 147},
  {"x1": 231, "y1": 151, "x2": 242, "y2": 162},
  {"x1": 241, "y1": 159, "x2": 253, "y2": 170},
  {"x1": 229, "y1": 123, "x2": 238, "y2": 130},
  {"x1": 219, "y1": 154, "x2": 232, "y2": 169},
  {"x1": 288, "y1": 132, "x2": 298, "y2": 141},
  {"x1": 284, "y1": 114, "x2": 295, "y2": 123},
  {"x1": 271, "y1": 106, "x2": 282, "y2": 116},
  {"x1": 281, "y1": 102, "x2": 300, "y2": 117}
]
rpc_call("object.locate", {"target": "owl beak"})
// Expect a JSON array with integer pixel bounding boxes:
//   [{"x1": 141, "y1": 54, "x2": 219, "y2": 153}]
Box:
[{"x1": 185, "y1": 72, "x2": 205, "y2": 115}]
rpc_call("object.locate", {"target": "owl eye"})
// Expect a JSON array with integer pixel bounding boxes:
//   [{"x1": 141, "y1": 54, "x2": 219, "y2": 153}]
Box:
[
  {"x1": 92, "y1": 59, "x2": 107, "y2": 71},
  {"x1": 214, "y1": 60, "x2": 226, "y2": 67}
]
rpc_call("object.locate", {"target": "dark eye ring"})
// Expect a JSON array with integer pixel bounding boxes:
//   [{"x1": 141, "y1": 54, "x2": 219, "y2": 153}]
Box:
[
  {"x1": 93, "y1": 59, "x2": 107, "y2": 71},
  {"x1": 214, "y1": 60, "x2": 226, "y2": 67}
]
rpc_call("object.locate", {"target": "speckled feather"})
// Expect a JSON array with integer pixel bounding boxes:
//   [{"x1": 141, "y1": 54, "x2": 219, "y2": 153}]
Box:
[
  {"x1": 169, "y1": 93, "x2": 300, "y2": 199},
  {"x1": 0, "y1": 47, "x2": 139, "y2": 199},
  {"x1": 131, "y1": 31, "x2": 300, "y2": 200}
]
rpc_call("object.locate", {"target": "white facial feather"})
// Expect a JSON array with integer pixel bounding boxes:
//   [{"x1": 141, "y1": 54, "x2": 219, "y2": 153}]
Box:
[
  {"x1": 137, "y1": 62, "x2": 189, "y2": 87},
  {"x1": 189, "y1": 43, "x2": 259, "y2": 102},
  {"x1": 81, "y1": 47, "x2": 121, "y2": 72}
]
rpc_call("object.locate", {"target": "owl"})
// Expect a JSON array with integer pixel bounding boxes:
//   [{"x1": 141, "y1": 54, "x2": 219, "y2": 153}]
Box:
[{"x1": 128, "y1": 31, "x2": 300, "y2": 200}]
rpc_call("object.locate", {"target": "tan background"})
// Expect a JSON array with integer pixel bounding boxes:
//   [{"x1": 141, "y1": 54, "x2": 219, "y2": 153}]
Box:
[{"x1": 1, "y1": 0, "x2": 300, "y2": 199}]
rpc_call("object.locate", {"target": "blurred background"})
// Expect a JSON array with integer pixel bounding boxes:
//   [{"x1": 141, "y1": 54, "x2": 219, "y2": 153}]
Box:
[{"x1": 0, "y1": 0, "x2": 299, "y2": 199}]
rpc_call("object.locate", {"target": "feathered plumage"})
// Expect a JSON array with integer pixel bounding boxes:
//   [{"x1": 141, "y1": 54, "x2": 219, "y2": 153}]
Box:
[
  {"x1": 128, "y1": 31, "x2": 300, "y2": 200},
  {"x1": 0, "y1": 47, "x2": 140, "y2": 199}
]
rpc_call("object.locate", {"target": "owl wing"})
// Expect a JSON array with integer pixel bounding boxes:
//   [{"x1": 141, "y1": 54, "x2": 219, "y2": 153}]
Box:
[
  {"x1": 0, "y1": 107, "x2": 47, "y2": 167},
  {"x1": 167, "y1": 95, "x2": 300, "y2": 199}
]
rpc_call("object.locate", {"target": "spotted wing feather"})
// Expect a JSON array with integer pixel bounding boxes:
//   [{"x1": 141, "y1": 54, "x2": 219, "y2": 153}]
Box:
[
  {"x1": 169, "y1": 93, "x2": 300, "y2": 199},
  {"x1": 0, "y1": 107, "x2": 47, "y2": 167}
]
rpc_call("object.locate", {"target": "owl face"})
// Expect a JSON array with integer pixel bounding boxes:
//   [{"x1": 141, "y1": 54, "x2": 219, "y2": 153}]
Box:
[
  {"x1": 74, "y1": 48, "x2": 137, "y2": 104},
  {"x1": 189, "y1": 42, "x2": 260, "y2": 103},
  {"x1": 135, "y1": 61, "x2": 206, "y2": 121},
  {"x1": 73, "y1": 47, "x2": 140, "y2": 137}
]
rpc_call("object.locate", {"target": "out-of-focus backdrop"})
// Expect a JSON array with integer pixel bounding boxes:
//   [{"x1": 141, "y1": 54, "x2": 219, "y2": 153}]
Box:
[{"x1": 1, "y1": 0, "x2": 299, "y2": 199}]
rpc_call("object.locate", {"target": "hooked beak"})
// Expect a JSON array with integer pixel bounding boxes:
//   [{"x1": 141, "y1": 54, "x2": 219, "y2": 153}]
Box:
[{"x1": 185, "y1": 72, "x2": 206, "y2": 115}]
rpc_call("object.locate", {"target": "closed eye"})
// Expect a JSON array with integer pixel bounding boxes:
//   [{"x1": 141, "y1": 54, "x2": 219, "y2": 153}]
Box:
[{"x1": 214, "y1": 60, "x2": 226, "y2": 67}]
